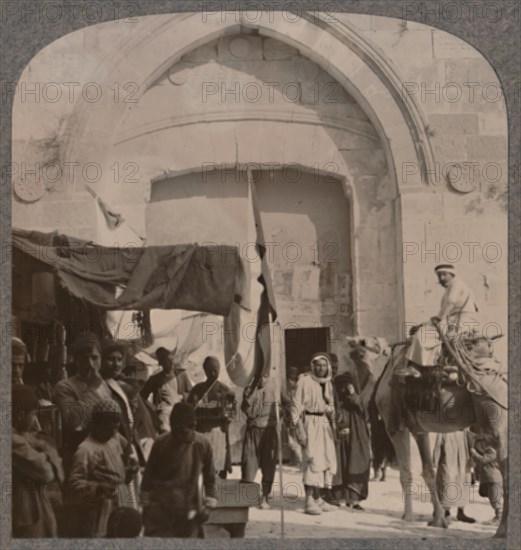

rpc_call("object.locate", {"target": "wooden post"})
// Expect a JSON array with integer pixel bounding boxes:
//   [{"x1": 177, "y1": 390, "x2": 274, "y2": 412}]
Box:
[{"x1": 271, "y1": 317, "x2": 285, "y2": 538}]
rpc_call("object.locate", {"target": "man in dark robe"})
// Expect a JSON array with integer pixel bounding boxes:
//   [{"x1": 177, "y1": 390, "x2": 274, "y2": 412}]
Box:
[
  {"x1": 188, "y1": 356, "x2": 236, "y2": 478},
  {"x1": 141, "y1": 402, "x2": 217, "y2": 538},
  {"x1": 326, "y1": 353, "x2": 343, "y2": 506},
  {"x1": 241, "y1": 374, "x2": 278, "y2": 509},
  {"x1": 333, "y1": 369, "x2": 372, "y2": 509},
  {"x1": 283, "y1": 366, "x2": 302, "y2": 467}
]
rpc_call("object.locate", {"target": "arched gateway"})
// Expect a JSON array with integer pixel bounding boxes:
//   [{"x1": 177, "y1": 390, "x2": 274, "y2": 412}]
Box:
[
  {"x1": 56, "y1": 11, "x2": 441, "y2": 349},
  {"x1": 12, "y1": 10, "x2": 507, "y2": 387}
]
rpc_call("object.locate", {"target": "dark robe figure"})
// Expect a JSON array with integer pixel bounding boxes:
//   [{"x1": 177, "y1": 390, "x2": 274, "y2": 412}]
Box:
[
  {"x1": 12, "y1": 385, "x2": 64, "y2": 538},
  {"x1": 122, "y1": 358, "x2": 161, "y2": 447},
  {"x1": 333, "y1": 369, "x2": 372, "y2": 508},
  {"x1": 240, "y1": 374, "x2": 278, "y2": 509},
  {"x1": 141, "y1": 402, "x2": 217, "y2": 538}
]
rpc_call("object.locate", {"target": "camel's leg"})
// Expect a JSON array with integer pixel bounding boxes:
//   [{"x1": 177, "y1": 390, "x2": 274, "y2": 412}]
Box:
[
  {"x1": 491, "y1": 404, "x2": 508, "y2": 538},
  {"x1": 390, "y1": 428, "x2": 414, "y2": 522},
  {"x1": 412, "y1": 432, "x2": 447, "y2": 528}
]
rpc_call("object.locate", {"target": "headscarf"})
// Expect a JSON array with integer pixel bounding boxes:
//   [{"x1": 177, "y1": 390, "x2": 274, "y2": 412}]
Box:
[
  {"x1": 310, "y1": 353, "x2": 333, "y2": 404},
  {"x1": 90, "y1": 398, "x2": 121, "y2": 425},
  {"x1": 435, "y1": 264, "x2": 456, "y2": 276},
  {"x1": 12, "y1": 337, "x2": 29, "y2": 362}
]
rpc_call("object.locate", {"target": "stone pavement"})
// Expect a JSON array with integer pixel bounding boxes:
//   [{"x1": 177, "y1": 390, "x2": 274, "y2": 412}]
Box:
[{"x1": 240, "y1": 461, "x2": 499, "y2": 540}]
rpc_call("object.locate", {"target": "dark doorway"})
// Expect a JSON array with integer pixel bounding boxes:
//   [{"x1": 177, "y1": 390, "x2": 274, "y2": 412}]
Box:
[{"x1": 284, "y1": 327, "x2": 330, "y2": 378}]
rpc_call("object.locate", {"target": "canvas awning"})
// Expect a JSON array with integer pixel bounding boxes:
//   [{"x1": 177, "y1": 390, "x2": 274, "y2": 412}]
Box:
[{"x1": 12, "y1": 228, "x2": 248, "y2": 316}]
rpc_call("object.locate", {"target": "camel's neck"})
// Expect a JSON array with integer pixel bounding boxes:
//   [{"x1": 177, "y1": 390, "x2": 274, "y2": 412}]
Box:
[{"x1": 352, "y1": 356, "x2": 373, "y2": 390}]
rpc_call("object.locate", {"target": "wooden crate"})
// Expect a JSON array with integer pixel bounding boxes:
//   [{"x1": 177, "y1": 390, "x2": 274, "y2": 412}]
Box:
[{"x1": 205, "y1": 480, "x2": 260, "y2": 538}]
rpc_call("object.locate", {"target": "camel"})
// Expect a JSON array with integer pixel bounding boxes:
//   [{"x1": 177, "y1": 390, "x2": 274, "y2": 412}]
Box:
[{"x1": 355, "y1": 334, "x2": 508, "y2": 538}]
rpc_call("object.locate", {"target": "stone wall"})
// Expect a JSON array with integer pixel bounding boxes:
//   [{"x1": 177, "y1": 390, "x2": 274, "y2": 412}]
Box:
[
  {"x1": 11, "y1": 12, "x2": 508, "y2": 363},
  {"x1": 114, "y1": 33, "x2": 396, "y2": 346},
  {"x1": 337, "y1": 14, "x2": 508, "y2": 361}
]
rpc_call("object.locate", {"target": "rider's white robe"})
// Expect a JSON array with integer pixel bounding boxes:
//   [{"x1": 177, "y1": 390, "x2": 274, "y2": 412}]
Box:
[{"x1": 406, "y1": 277, "x2": 479, "y2": 366}]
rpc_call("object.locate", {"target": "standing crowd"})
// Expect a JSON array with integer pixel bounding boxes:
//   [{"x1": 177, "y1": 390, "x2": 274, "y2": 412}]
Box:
[
  {"x1": 11, "y1": 333, "x2": 229, "y2": 538},
  {"x1": 11, "y1": 333, "x2": 502, "y2": 539}
]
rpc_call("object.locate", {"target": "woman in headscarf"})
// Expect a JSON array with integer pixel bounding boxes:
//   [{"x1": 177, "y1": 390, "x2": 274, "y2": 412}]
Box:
[
  {"x1": 291, "y1": 353, "x2": 337, "y2": 515},
  {"x1": 333, "y1": 369, "x2": 372, "y2": 509}
]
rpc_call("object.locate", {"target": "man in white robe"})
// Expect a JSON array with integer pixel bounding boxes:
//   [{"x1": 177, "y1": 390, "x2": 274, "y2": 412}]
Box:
[
  {"x1": 433, "y1": 429, "x2": 476, "y2": 523},
  {"x1": 292, "y1": 354, "x2": 337, "y2": 515},
  {"x1": 397, "y1": 264, "x2": 479, "y2": 377}
]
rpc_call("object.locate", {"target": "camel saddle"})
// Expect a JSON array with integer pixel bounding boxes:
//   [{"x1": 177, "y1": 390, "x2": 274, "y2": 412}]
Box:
[{"x1": 394, "y1": 336, "x2": 507, "y2": 411}]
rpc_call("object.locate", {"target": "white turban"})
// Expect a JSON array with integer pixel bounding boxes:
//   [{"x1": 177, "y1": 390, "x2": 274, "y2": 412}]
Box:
[{"x1": 434, "y1": 264, "x2": 456, "y2": 276}]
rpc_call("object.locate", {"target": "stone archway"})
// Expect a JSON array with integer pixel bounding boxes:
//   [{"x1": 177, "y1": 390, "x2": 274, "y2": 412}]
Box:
[
  {"x1": 63, "y1": 11, "x2": 434, "y2": 195},
  {"x1": 60, "y1": 11, "x2": 439, "y2": 337},
  {"x1": 12, "y1": 10, "x2": 508, "y2": 364}
]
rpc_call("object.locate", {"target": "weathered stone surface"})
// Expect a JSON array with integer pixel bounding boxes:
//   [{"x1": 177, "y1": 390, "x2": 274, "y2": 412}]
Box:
[
  {"x1": 340, "y1": 149, "x2": 386, "y2": 176},
  {"x1": 182, "y1": 41, "x2": 218, "y2": 62},
  {"x1": 44, "y1": 200, "x2": 96, "y2": 228},
  {"x1": 370, "y1": 15, "x2": 408, "y2": 32},
  {"x1": 365, "y1": 29, "x2": 433, "y2": 58},
  {"x1": 218, "y1": 35, "x2": 263, "y2": 62},
  {"x1": 444, "y1": 59, "x2": 500, "y2": 87},
  {"x1": 466, "y1": 136, "x2": 507, "y2": 161},
  {"x1": 357, "y1": 308, "x2": 401, "y2": 341},
  {"x1": 397, "y1": 58, "x2": 446, "y2": 94},
  {"x1": 432, "y1": 135, "x2": 467, "y2": 162},
  {"x1": 429, "y1": 114, "x2": 479, "y2": 135},
  {"x1": 262, "y1": 37, "x2": 299, "y2": 60},
  {"x1": 339, "y1": 13, "x2": 372, "y2": 31},
  {"x1": 478, "y1": 113, "x2": 508, "y2": 135}
]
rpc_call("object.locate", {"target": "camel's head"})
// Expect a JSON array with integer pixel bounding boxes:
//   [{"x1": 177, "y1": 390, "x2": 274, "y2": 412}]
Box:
[{"x1": 346, "y1": 337, "x2": 390, "y2": 365}]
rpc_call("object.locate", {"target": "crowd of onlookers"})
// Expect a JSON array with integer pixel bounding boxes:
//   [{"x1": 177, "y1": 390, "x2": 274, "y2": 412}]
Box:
[{"x1": 11, "y1": 333, "x2": 503, "y2": 539}]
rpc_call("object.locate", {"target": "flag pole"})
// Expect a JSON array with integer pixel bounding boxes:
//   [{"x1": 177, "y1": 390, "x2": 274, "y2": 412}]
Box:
[
  {"x1": 271, "y1": 316, "x2": 286, "y2": 539},
  {"x1": 246, "y1": 168, "x2": 284, "y2": 537}
]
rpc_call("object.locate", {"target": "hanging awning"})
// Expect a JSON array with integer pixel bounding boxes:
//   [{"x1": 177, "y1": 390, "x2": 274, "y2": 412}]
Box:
[{"x1": 12, "y1": 228, "x2": 248, "y2": 316}]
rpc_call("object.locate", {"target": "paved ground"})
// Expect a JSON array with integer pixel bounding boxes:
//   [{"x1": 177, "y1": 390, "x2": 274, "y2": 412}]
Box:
[{"x1": 238, "y1": 449, "x2": 500, "y2": 540}]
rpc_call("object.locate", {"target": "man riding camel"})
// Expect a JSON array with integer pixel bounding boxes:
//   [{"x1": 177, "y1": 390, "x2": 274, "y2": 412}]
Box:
[{"x1": 397, "y1": 264, "x2": 479, "y2": 378}]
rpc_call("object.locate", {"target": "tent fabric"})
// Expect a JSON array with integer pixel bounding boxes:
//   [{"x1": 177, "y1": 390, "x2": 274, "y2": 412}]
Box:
[{"x1": 12, "y1": 229, "x2": 248, "y2": 317}]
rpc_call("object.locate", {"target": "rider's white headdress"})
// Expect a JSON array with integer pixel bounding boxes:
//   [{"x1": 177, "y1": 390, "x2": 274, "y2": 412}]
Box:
[{"x1": 434, "y1": 264, "x2": 456, "y2": 276}]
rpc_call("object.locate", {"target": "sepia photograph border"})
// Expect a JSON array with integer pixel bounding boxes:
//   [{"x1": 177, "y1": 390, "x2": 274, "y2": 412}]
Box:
[{"x1": 0, "y1": 0, "x2": 519, "y2": 548}]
